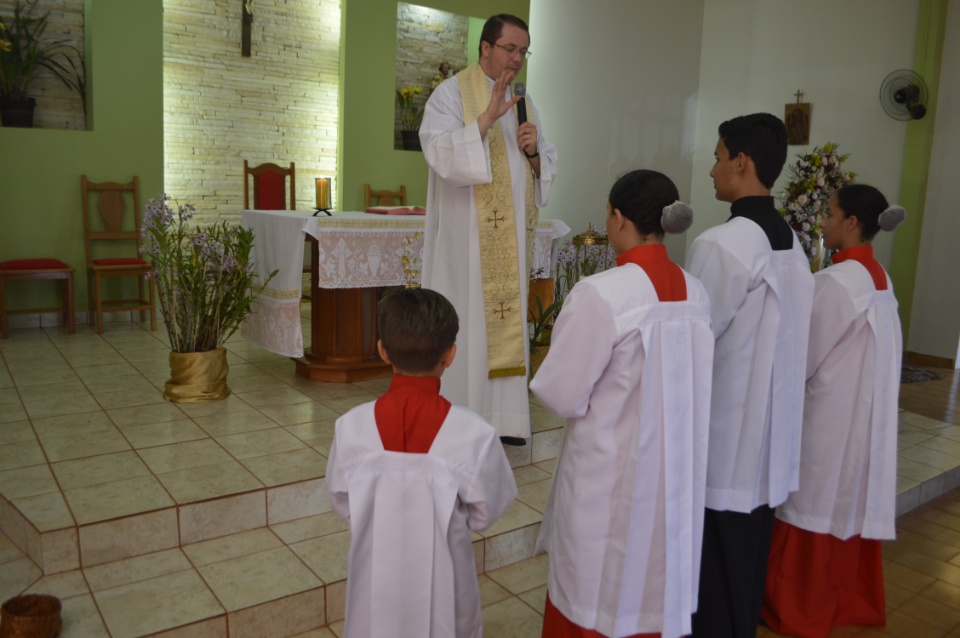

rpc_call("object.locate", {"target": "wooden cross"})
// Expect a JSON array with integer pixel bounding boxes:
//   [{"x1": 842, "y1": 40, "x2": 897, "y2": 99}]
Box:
[
  {"x1": 794, "y1": 90, "x2": 804, "y2": 104},
  {"x1": 493, "y1": 302, "x2": 511, "y2": 319},
  {"x1": 241, "y1": 0, "x2": 253, "y2": 57},
  {"x1": 487, "y1": 209, "x2": 505, "y2": 229}
]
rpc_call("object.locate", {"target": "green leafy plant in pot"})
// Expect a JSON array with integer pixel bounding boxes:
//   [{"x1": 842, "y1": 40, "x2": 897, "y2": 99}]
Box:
[{"x1": 0, "y1": 0, "x2": 85, "y2": 128}]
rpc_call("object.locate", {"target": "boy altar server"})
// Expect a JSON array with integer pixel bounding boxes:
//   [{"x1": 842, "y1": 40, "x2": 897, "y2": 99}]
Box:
[
  {"x1": 531, "y1": 170, "x2": 714, "y2": 638},
  {"x1": 763, "y1": 185, "x2": 905, "y2": 637},
  {"x1": 326, "y1": 288, "x2": 517, "y2": 638},
  {"x1": 687, "y1": 113, "x2": 814, "y2": 638}
]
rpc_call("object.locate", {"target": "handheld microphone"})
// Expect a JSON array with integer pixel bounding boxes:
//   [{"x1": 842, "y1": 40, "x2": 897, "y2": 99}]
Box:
[{"x1": 514, "y1": 82, "x2": 527, "y2": 125}]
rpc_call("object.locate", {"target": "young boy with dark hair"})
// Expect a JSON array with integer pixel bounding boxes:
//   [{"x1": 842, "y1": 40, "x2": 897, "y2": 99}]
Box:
[
  {"x1": 686, "y1": 113, "x2": 814, "y2": 637},
  {"x1": 326, "y1": 287, "x2": 517, "y2": 638}
]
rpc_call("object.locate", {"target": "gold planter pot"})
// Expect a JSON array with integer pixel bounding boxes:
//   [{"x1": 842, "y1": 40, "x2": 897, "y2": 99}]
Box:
[{"x1": 164, "y1": 348, "x2": 231, "y2": 402}]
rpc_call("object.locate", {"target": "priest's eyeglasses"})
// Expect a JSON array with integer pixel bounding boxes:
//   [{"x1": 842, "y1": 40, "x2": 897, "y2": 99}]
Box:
[{"x1": 493, "y1": 43, "x2": 532, "y2": 59}]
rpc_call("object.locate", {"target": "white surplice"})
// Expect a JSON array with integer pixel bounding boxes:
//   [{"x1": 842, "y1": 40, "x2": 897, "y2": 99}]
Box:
[
  {"x1": 326, "y1": 402, "x2": 517, "y2": 638},
  {"x1": 530, "y1": 265, "x2": 714, "y2": 638},
  {"x1": 419, "y1": 74, "x2": 558, "y2": 438},
  {"x1": 776, "y1": 260, "x2": 901, "y2": 540},
  {"x1": 686, "y1": 218, "x2": 814, "y2": 513}
]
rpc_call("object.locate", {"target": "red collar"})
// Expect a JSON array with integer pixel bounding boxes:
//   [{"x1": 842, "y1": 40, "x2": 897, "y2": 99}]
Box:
[
  {"x1": 615, "y1": 244, "x2": 687, "y2": 302},
  {"x1": 615, "y1": 243, "x2": 669, "y2": 268},
  {"x1": 831, "y1": 245, "x2": 887, "y2": 290}
]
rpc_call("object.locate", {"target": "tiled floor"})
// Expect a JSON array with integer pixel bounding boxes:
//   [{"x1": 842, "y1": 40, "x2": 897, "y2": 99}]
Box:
[{"x1": 0, "y1": 316, "x2": 959, "y2": 636}]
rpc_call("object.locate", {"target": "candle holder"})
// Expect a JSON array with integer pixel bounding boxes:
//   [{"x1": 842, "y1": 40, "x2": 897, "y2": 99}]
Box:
[{"x1": 314, "y1": 176, "x2": 333, "y2": 216}]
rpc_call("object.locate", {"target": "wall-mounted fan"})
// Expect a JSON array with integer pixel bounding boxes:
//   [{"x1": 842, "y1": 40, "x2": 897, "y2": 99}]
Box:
[{"x1": 880, "y1": 69, "x2": 928, "y2": 121}]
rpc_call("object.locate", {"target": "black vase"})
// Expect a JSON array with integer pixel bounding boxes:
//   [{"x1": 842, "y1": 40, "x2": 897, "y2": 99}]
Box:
[
  {"x1": 401, "y1": 130, "x2": 422, "y2": 151},
  {"x1": 0, "y1": 95, "x2": 37, "y2": 128}
]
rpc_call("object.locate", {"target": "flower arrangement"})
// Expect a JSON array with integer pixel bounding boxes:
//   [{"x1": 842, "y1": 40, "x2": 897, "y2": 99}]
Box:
[
  {"x1": 400, "y1": 231, "x2": 423, "y2": 288},
  {"x1": 0, "y1": 0, "x2": 83, "y2": 100},
  {"x1": 141, "y1": 195, "x2": 276, "y2": 353},
  {"x1": 396, "y1": 84, "x2": 423, "y2": 131},
  {"x1": 778, "y1": 142, "x2": 857, "y2": 268}
]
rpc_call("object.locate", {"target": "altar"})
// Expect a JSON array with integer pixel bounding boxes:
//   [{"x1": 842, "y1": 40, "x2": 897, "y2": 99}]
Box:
[{"x1": 241, "y1": 210, "x2": 570, "y2": 382}]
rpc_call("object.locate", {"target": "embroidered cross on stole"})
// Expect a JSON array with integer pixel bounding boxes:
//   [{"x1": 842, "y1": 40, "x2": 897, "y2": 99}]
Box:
[{"x1": 457, "y1": 63, "x2": 539, "y2": 378}]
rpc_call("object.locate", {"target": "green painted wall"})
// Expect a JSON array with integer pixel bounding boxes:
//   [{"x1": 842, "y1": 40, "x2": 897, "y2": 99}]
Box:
[
  {"x1": 890, "y1": 0, "x2": 948, "y2": 340},
  {"x1": 338, "y1": 0, "x2": 530, "y2": 212},
  {"x1": 0, "y1": 0, "x2": 164, "y2": 311}
]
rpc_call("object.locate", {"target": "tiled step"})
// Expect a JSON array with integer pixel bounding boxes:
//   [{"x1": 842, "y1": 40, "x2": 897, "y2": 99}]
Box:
[{"x1": 0, "y1": 409, "x2": 563, "y2": 578}]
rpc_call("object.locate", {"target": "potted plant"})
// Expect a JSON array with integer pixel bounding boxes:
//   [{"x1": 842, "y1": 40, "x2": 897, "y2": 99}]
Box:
[
  {"x1": 396, "y1": 84, "x2": 423, "y2": 150},
  {"x1": 141, "y1": 195, "x2": 276, "y2": 402},
  {"x1": 0, "y1": 0, "x2": 84, "y2": 127}
]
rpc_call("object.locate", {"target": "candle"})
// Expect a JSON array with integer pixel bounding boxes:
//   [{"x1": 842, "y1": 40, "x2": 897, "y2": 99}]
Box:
[{"x1": 316, "y1": 177, "x2": 331, "y2": 209}]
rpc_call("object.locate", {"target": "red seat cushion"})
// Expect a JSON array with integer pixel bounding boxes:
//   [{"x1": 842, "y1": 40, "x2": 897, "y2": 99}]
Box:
[
  {"x1": 92, "y1": 258, "x2": 149, "y2": 266},
  {"x1": 256, "y1": 171, "x2": 287, "y2": 210},
  {"x1": 0, "y1": 258, "x2": 71, "y2": 270}
]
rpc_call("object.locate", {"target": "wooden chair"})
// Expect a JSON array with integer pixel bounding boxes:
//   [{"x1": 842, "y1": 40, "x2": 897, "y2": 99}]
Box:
[
  {"x1": 0, "y1": 259, "x2": 76, "y2": 339},
  {"x1": 81, "y1": 175, "x2": 156, "y2": 335},
  {"x1": 364, "y1": 184, "x2": 407, "y2": 208},
  {"x1": 243, "y1": 160, "x2": 295, "y2": 210}
]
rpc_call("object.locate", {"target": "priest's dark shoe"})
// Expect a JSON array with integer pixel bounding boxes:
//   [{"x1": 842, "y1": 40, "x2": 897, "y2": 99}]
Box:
[{"x1": 499, "y1": 436, "x2": 527, "y2": 446}]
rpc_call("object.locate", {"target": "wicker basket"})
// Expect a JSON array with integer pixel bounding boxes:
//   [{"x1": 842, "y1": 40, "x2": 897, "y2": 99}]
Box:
[{"x1": 0, "y1": 594, "x2": 62, "y2": 638}]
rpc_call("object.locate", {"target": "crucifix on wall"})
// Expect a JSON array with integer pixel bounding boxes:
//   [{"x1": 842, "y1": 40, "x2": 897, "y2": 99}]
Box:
[
  {"x1": 785, "y1": 90, "x2": 811, "y2": 146},
  {"x1": 242, "y1": 0, "x2": 253, "y2": 57}
]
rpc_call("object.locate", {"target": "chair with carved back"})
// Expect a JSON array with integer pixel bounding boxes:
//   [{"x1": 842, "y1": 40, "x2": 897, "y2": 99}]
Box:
[
  {"x1": 0, "y1": 258, "x2": 76, "y2": 339},
  {"x1": 243, "y1": 160, "x2": 296, "y2": 210},
  {"x1": 81, "y1": 175, "x2": 156, "y2": 335},
  {"x1": 364, "y1": 184, "x2": 407, "y2": 209}
]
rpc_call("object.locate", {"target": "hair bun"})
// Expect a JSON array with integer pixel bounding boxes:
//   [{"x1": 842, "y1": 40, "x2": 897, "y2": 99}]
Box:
[
  {"x1": 878, "y1": 205, "x2": 906, "y2": 232},
  {"x1": 661, "y1": 201, "x2": 694, "y2": 234}
]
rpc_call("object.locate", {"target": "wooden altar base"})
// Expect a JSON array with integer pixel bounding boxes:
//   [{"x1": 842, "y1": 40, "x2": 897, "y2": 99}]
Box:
[
  {"x1": 294, "y1": 355, "x2": 391, "y2": 383},
  {"x1": 294, "y1": 244, "x2": 396, "y2": 382}
]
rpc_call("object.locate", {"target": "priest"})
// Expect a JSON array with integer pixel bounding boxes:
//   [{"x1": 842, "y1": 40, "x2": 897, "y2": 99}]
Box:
[{"x1": 419, "y1": 13, "x2": 558, "y2": 444}]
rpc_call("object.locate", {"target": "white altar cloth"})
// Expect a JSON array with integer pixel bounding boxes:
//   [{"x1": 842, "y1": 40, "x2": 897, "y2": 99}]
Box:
[{"x1": 240, "y1": 210, "x2": 570, "y2": 358}]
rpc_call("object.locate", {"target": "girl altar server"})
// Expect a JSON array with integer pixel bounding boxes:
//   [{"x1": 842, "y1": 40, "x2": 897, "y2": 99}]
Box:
[
  {"x1": 530, "y1": 170, "x2": 714, "y2": 638},
  {"x1": 762, "y1": 184, "x2": 905, "y2": 637}
]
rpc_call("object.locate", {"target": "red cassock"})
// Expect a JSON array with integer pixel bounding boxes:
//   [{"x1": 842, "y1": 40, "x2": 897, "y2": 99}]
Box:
[{"x1": 762, "y1": 246, "x2": 902, "y2": 637}]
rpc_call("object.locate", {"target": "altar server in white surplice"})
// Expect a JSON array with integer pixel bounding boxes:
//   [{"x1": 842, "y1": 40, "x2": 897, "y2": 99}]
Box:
[
  {"x1": 762, "y1": 185, "x2": 905, "y2": 638},
  {"x1": 686, "y1": 113, "x2": 814, "y2": 638},
  {"x1": 419, "y1": 13, "x2": 558, "y2": 443},
  {"x1": 326, "y1": 288, "x2": 516, "y2": 638},
  {"x1": 531, "y1": 170, "x2": 714, "y2": 638}
]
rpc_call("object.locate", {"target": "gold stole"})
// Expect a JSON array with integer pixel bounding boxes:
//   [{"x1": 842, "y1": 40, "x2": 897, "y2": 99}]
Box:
[{"x1": 457, "y1": 63, "x2": 539, "y2": 378}]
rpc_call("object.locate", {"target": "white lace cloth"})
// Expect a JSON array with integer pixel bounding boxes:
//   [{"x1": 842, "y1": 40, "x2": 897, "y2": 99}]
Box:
[{"x1": 240, "y1": 210, "x2": 570, "y2": 358}]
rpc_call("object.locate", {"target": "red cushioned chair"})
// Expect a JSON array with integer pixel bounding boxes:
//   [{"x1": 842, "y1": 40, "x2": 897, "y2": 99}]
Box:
[
  {"x1": 81, "y1": 175, "x2": 156, "y2": 335},
  {"x1": 243, "y1": 160, "x2": 295, "y2": 211},
  {"x1": 0, "y1": 258, "x2": 76, "y2": 339}
]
